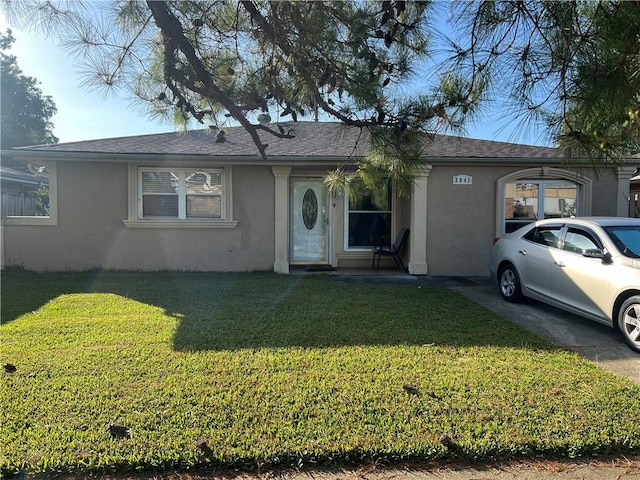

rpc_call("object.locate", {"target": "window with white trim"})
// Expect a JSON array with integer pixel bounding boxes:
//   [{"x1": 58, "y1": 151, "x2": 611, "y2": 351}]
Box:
[
  {"x1": 125, "y1": 165, "x2": 236, "y2": 228},
  {"x1": 504, "y1": 180, "x2": 578, "y2": 233},
  {"x1": 2, "y1": 161, "x2": 58, "y2": 226},
  {"x1": 345, "y1": 179, "x2": 392, "y2": 249},
  {"x1": 496, "y1": 168, "x2": 592, "y2": 237},
  {"x1": 140, "y1": 168, "x2": 223, "y2": 220}
]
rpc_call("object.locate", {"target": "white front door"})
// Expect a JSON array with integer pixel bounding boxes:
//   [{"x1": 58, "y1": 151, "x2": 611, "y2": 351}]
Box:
[{"x1": 290, "y1": 179, "x2": 329, "y2": 263}]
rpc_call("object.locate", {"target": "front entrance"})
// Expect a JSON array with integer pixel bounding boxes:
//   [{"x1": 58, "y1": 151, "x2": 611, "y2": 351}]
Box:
[{"x1": 290, "y1": 178, "x2": 329, "y2": 264}]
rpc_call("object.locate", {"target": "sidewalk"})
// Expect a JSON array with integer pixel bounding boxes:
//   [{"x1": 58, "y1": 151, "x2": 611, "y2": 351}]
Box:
[
  {"x1": 122, "y1": 457, "x2": 640, "y2": 480},
  {"x1": 270, "y1": 459, "x2": 640, "y2": 480}
]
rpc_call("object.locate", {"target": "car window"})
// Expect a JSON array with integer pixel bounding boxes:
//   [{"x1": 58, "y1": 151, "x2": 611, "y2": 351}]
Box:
[
  {"x1": 523, "y1": 226, "x2": 561, "y2": 248},
  {"x1": 562, "y1": 227, "x2": 600, "y2": 254},
  {"x1": 603, "y1": 226, "x2": 640, "y2": 258}
]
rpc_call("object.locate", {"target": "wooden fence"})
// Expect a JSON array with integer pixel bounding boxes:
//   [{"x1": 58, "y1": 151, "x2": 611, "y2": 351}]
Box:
[{"x1": 1, "y1": 193, "x2": 38, "y2": 217}]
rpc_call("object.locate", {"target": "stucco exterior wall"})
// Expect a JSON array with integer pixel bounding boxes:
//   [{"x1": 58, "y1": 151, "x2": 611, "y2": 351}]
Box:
[
  {"x1": 2, "y1": 162, "x2": 276, "y2": 272},
  {"x1": 425, "y1": 165, "x2": 499, "y2": 276},
  {"x1": 589, "y1": 168, "x2": 619, "y2": 216},
  {"x1": 1, "y1": 158, "x2": 629, "y2": 276},
  {"x1": 423, "y1": 164, "x2": 622, "y2": 276}
]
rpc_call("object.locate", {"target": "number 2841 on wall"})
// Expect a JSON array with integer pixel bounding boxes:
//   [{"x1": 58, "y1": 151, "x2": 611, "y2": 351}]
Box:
[{"x1": 453, "y1": 175, "x2": 473, "y2": 185}]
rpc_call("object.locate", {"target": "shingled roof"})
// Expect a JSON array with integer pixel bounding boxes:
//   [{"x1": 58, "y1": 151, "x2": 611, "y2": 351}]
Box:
[{"x1": 9, "y1": 121, "x2": 560, "y2": 160}]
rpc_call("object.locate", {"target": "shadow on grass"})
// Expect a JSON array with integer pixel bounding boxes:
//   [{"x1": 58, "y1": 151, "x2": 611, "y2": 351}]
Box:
[{"x1": 0, "y1": 270, "x2": 556, "y2": 352}]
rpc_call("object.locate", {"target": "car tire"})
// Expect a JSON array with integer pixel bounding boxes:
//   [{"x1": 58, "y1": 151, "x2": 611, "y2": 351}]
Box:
[
  {"x1": 498, "y1": 263, "x2": 523, "y2": 302},
  {"x1": 617, "y1": 295, "x2": 640, "y2": 353}
]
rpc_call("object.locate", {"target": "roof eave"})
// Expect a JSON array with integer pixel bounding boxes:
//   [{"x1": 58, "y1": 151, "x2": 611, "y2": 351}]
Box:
[
  {"x1": 4, "y1": 149, "x2": 639, "y2": 167},
  {"x1": 1, "y1": 149, "x2": 365, "y2": 165},
  {"x1": 0, "y1": 174, "x2": 49, "y2": 185}
]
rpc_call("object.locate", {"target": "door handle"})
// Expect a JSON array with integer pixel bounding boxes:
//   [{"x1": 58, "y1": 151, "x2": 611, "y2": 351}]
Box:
[
  {"x1": 554, "y1": 261, "x2": 566, "y2": 267},
  {"x1": 518, "y1": 250, "x2": 527, "y2": 255}
]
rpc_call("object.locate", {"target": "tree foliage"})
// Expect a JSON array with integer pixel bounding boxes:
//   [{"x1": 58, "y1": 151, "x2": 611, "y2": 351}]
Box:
[
  {"x1": 447, "y1": 0, "x2": 640, "y2": 161},
  {"x1": 1, "y1": 0, "x2": 483, "y2": 194},
  {"x1": 0, "y1": 29, "x2": 58, "y2": 158},
  {"x1": 2, "y1": 0, "x2": 637, "y2": 185}
]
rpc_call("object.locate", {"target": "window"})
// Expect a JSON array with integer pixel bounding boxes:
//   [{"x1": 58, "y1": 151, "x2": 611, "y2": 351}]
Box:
[
  {"x1": 604, "y1": 225, "x2": 640, "y2": 258},
  {"x1": 2, "y1": 162, "x2": 57, "y2": 226},
  {"x1": 497, "y1": 168, "x2": 592, "y2": 238},
  {"x1": 504, "y1": 180, "x2": 577, "y2": 233},
  {"x1": 125, "y1": 165, "x2": 236, "y2": 228},
  {"x1": 345, "y1": 180, "x2": 392, "y2": 249},
  {"x1": 141, "y1": 169, "x2": 222, "y2": 219},
  {"x1": 562, "y1": 227, "x2": 601, "y2": 254},
  {"x1": 524, "y1": 225, "x2": 561, "y2": 248}
]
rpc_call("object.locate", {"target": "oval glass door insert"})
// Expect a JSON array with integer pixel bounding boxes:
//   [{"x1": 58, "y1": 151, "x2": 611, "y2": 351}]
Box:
[{"x1": 302, "y1": 189, "x2": 318, "y2": 230}]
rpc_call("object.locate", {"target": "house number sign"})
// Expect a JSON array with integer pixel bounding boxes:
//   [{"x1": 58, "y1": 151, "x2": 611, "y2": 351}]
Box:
[{"x1": 453, "y1": 175, "x2": 473, "y2": 185}]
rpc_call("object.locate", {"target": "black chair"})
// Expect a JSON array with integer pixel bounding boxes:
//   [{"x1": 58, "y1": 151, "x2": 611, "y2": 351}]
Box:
[{"x1": 372, "y1": 228, "x2": 410, "y2": 272}]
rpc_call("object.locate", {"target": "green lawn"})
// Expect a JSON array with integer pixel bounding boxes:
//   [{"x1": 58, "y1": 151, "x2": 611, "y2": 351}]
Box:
[{"x1": 1, "y1": 271, "x2": 639, "y2": 476}]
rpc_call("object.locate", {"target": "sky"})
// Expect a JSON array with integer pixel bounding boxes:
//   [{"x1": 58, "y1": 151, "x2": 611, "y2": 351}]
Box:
[{"x1": 0, "y1": 9, "x2": 552, "y2": 147}]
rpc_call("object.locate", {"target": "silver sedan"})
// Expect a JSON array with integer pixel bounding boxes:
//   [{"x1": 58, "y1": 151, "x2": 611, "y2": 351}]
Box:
[{"x1": 490, "y1": 217, "x2": 640, "y2": 353}]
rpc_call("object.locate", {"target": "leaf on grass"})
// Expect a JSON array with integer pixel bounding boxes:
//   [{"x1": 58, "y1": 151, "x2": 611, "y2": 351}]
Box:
[
  {"x1": 402, "y1": 384, "x2": 420, "y2": 395},
  {"x1": 108, "y1": 424, "x2": 131, "y2": 439},
  {"x1": 425, "y1": 390, "x2": 439, "y2": 399},
  {"x1": 439, "y1": 433, "x2": 455, "y2": 447},
  {"x1": 196, "y1": 439, "x2": 213, "y2": 456}
]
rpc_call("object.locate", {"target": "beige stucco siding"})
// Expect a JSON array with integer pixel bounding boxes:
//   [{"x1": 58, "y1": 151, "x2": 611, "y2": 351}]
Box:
[
  {"x1": 2, "y1": 162, "x2": 276, "y2": 272},
  {"x1": 2, "y1": 162, "x2": 129, "y2": 271},
  {"x1": 1, "y1": 156, "x2": 630, "y2": 276},
  {"x1": 425, "y1": 166, "x2": 500, "y2": 276},
  {"x1": 423, "y1": 165, "x2": 621, "y2": 277},
  {"x1": 589, "y1": 169, "x2": 619, "y2": 216}
]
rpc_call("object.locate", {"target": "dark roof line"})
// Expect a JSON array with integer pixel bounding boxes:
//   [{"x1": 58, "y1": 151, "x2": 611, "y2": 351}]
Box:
[{"x1": 6, "y1": 122, "x2": 561, "y2": 160}]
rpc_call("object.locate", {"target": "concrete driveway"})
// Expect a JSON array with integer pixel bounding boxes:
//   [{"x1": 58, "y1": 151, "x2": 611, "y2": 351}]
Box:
[{"x1": 445, "y1": 277, "x2": 640, "y2": 384}]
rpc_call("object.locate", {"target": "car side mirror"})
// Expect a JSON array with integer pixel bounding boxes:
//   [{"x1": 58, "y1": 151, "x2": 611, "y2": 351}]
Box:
[
  {"x1": 583, "y1": 248, "x2": 604, "y2": 258},
  {"x1": 583, "y1": 248, "x2": 613, "y2": 264}
]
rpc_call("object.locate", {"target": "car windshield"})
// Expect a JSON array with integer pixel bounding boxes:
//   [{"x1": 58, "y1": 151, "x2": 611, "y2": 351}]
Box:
[{"x1": 603, "y1": 225, "x2": 640, "y2": 258}]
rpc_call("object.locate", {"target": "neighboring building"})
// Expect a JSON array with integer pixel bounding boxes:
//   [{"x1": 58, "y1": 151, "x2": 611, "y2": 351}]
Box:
[
  {"x1": 630, "y1": 171, "x2": 640, "y2": 218},
  {"x1": 1, "y1": 165, "x2": 49, "y2": 217},
  {"x1": 1, "y1": 122, "x2": 638, "y2": 275}
]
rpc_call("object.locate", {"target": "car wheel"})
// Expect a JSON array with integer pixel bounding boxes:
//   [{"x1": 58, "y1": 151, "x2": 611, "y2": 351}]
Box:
[
  {"x1": 618, "y1": 295, "x2": 640, "y2": 353},
  {"x1": 499, "y1": 263, "x2": 523, "y2": 302}
]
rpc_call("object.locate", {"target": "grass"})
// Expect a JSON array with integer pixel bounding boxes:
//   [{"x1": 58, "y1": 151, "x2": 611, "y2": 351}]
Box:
[{"x1": 1, "y1": 270, "x2": 639, "y2": 476}]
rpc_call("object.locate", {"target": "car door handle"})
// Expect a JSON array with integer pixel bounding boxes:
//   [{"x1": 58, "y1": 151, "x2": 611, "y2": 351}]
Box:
[
  {"x1": 554, "y1": 261, "x2": 566, "y2": 267},
  {"x1": 518, "y1": 250, "x2": 527, "y2": 255}
]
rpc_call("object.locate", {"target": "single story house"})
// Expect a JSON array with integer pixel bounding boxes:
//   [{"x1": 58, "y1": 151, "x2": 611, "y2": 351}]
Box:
[{"x1": 1, "y1": 122, "x2": 638, "y2": 276}]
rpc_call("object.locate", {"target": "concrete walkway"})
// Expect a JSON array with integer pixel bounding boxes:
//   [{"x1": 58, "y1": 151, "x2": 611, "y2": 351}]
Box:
[
  {"x1": 259, "y1": 459, "x2": 640, "y2": 480},
  {"x1": 117, "y1": 457, "x2": 640, "y2": 480}
]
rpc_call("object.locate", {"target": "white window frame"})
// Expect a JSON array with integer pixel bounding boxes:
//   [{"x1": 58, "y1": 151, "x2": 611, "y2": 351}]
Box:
[
  {"x1": 1, "y1": 161, "x2": 58, "y2": 226},
  {"x1": 496, "y1": 167, "x2": 592, "y2": 237},
  {"x1": 343, "y1": 183, "x2": 395, "y2": 252},
  {"x1": 124, "y1": 164, "x2": 237, "y2": 229}
]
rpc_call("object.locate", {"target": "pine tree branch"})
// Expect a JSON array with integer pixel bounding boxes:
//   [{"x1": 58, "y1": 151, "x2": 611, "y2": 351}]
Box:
[{"x1": 146, "y1": 0, "x2": 270, "y2": 159}]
